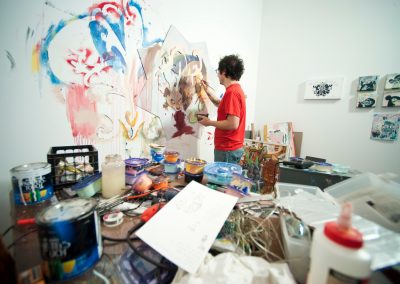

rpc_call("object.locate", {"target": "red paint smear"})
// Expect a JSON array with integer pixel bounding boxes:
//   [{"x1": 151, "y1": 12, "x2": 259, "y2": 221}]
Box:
[
  {"x1": 66, "y1": 85, "x2": 97, "y2": 140},
  {"x1": 172, "y1": 110, "x2": 194, "y2": 138}
]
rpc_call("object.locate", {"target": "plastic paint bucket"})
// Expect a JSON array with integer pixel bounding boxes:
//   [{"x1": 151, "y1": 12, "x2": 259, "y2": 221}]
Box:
[
  {"x1": 36, "y1": 198, "x2": 102, "y2": 282},
  {"x1": 149, "y1": 144, "x2": 166, "y2": 162},
  {"x1": 10, "y1": 162, "x2": 54, "y2": 205}
]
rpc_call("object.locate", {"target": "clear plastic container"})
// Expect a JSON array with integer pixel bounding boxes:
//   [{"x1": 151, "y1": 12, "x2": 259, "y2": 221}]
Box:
[
  {"x1": 184, "y1": 158, "x2": 207, "y2": 174},
  {"x1": 204, "y1": 162, "x2": 242, "y2": 185},
  {"x1": 102, "y1": 154, "x2": 125, "y2": 198}
]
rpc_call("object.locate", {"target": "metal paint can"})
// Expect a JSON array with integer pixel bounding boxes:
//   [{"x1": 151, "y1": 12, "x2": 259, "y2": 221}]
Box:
[
  {"x1": 10, "y1": 162, "x2": 54, "y2": 205},
  {"x1": 36, "y1": 198, "x2": 102, "y2": 281}
]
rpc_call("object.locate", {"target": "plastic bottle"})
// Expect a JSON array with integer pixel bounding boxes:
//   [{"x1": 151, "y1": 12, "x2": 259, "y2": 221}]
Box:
[
  {"x1": 101, "y1": 154, "x2": 125, "y2": 199},
  {"x1": 307, "y1": 203, "x2": 372, "y2": 284}
]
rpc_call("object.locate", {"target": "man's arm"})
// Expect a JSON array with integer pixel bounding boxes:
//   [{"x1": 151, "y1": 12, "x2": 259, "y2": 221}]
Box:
[
  {"x1": 201, "y1": 80, "x2": 220, "y2": 107},
  {"x1": 198, "y1": 114, "x2": 239, "y2": 130}
]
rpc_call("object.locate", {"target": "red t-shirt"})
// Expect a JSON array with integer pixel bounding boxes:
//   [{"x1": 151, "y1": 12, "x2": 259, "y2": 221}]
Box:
[{"x1": 214, "y1": 83, "x2": 246, "y2": 151}]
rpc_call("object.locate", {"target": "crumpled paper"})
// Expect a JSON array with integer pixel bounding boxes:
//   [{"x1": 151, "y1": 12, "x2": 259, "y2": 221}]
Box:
[{"x1": 172, "y1": 252, "x2": 296, "y2": 284}]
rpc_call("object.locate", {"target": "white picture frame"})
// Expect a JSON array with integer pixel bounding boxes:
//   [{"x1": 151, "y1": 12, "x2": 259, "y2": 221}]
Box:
[{"x1": 304, "y1": 77, "x2": 343, "y2": 100}]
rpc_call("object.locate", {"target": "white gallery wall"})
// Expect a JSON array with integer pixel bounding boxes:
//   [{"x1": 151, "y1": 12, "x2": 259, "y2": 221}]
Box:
[
  {"x1": 0, "y1": 0, "x2": 262, "y2": 233},
  {"x1": 256, "y1": 0, "x2": 400, "y2": 176}
]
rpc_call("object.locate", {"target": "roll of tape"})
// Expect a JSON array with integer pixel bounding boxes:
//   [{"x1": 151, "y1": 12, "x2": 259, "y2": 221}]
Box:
[{"x1": 103, "y1": 211, "x2": 124, "y2": 227}]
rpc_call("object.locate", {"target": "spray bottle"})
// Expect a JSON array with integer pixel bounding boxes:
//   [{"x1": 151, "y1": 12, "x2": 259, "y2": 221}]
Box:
[{"x1": 307, "y1": 203, "x2": 372, "y2": 284}]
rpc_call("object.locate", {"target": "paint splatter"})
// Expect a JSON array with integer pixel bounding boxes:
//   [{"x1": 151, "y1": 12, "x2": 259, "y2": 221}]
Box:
[
  {"x1": 6, "y1": 51, "x2": 15, "y2": 70},
  {"x1": 45, "y1": 0, "x2": 76, "y2": 16}
]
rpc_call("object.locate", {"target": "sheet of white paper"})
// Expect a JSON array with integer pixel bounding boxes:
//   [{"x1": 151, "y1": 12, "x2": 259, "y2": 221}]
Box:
[{"x1": 136, "y1": 181, "x2": 238, "y2": 274}]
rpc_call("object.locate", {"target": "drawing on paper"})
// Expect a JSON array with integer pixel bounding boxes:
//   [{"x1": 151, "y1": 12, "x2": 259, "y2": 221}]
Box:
[
  {"x1": 382, "y1": 94, "x2": 400, "y2": 107},
  {"x1": 370, "y1": 113, "x2": 400, "y2": 141},
  {"x1": 384, "y1": 73, "x2": 400, "y2": 90},
  {"x1": 356, "y1": 92, "x2": 377, "y2": 108},
  {"x1": 304, "y1": 77, "x2": 343, "y2": 99},
  {"x1": 357, "y1": 76, "x2": 378, "y2": 92}
]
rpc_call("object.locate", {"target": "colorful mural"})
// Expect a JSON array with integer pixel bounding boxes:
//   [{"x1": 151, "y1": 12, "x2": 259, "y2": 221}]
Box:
[
  {"x1": 32, "y1": 1, "x2": 216, "y2": 157},
  {"x1": 32, "y1": 0, "x2": 162, "y2": 148}
]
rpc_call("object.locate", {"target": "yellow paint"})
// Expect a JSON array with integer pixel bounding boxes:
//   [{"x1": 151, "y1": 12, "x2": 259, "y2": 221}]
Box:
[{"x1": 31, "y1": 46, "x2": 40, "y2": 72}]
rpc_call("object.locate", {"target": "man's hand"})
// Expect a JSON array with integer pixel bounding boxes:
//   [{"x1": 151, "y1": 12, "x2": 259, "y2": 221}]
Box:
[{"x1": 197, "y1": 115, "x2": 212, "y2": 127}]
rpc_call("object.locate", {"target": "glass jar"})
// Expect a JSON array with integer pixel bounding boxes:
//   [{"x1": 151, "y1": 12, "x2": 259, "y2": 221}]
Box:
[{"x1": 101, "y1": 154, "x2": 125, "y2": 198}]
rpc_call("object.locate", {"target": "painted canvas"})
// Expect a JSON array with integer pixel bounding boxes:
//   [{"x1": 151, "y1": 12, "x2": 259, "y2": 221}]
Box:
[
  {"x1": 384, "y1": 73, "x2": 400, "y2": 90},
  {"x1": 138, "y1": 25, "x2": 215, "y2": 140},
  {"x1": 357, "y1": 75, "x2": 378, "y2": 92},
  {"x1": 382, "y1": 93, "x2": 400, "y2": 107},
  {"x1": 304, "y1": 77, "x2": 343, "y2": 100},
  {"x1": 370, "y1": 113, "x2": 400, "y2": 141},
  {"x1": 356, "y1": 92, "x2": 377, "y2": 108}
]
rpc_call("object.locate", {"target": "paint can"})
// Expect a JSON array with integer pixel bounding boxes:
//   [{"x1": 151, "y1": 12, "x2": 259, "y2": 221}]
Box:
[
  {"x1": 10, "y1": 162, "x2": 54, "y2": 205},
  {"x1": 36, "y1": 198, "x2": 102, "y2": 281}
]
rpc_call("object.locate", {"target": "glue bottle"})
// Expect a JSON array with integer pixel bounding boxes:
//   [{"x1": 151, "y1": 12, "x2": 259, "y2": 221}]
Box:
[
  {"x1": 101, "y1": 154, "x2": 125, "y2": 199},
  {"x1": 307, "y1": 203, "x2": 372, "y2": 284}
]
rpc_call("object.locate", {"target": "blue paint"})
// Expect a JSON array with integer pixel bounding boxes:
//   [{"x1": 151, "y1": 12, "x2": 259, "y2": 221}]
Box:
[
  {"x1": 111, "y1": 45, "x2": 126, "y2": 72},
  {"x1": 89, "y1": 20, "x2": 108, "y2": 56}
]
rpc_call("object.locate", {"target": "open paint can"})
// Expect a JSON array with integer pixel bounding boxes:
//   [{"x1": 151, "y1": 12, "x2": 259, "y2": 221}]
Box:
[
  {"x1": 36, "y1": 198, "x2": 102, "y2": 281},
  {"x1": 10, "y1": 162, "x2": 54, "y2": 205}
]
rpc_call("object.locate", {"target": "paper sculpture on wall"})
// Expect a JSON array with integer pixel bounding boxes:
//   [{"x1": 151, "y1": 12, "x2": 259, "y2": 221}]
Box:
[
  {"x1": 370, "y1": 113, "x2": 400, "y2": 141},
  {"x1": 304, "y1": 77, "x2": 343, "y2": 100},
  {"x1": 357, "y1": 76, "x2": 378, "y2": 92},
  {"x1": 356, "y1": 92, "x2": 377, "y2": 108},
  {"x1": 384, "y1": 73, "x2": 400, "y2": 90}
]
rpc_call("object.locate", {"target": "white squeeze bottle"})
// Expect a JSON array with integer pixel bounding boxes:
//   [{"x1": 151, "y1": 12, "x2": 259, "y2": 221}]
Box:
[
  {"x1": 307, "y1": 203, "x2": 372, "y2": 284},
  {"x1": 101, "y1": 154, "x2": 126, "y2": 199}
]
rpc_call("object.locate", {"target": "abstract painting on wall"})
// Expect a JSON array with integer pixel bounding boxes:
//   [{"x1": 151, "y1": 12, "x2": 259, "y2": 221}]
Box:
[
  {"x1": 30, "y1": 1, "x2": 217, "y2": 159},
  {"x1": 357, "y1": 75, "x2": 378, "y2": 92},
  {"x1": 356, "y1": 92, "x2": 377, "y2": 108},
  {"x1": 138, "y1": 25, "x2": 215, "y2": 140},
  {"x1": 384, "y1": 73, "x2": 400, "y2": 90},
  {"x1": 304, "y1": 77, "x2": 343, "y2": 100},
  {"x1": 370, "y1": 113, "x2": 400, "y2": 141}
]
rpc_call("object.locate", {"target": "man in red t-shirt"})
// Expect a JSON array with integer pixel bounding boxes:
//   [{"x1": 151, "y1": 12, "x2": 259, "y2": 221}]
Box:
[{"x1": 198, "y1": 54, "x2": 246, "y2": 164}]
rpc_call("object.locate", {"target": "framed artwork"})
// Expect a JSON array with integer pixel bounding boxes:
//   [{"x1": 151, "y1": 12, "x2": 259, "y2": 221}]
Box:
[
  {"x1": 382, "y1": 93, "x2": 400, "y2": 107},
  {"x1": 357, "y1": 75, "x2": 378, "y2": 92},
  {"x1": 356, "y1": 92, "x2": 377, "y2": 108},
  {"x1": 304, "y1": 77, "x2": 343, "y2": 100},
  {"x1": 370, "y1": 113, "x2": 400, "y2": 141},
  {"x1": 384, "y1": 73, "x2": 400, "y2": 90}
]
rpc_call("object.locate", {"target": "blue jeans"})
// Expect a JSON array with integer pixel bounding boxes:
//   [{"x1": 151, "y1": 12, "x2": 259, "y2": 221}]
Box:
[{"x1": 214, "y1": 148, "x2": 244, "y2": 164}]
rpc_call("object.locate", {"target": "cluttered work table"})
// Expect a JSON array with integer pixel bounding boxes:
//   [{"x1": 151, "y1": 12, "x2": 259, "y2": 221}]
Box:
[{"x1": 6, "y1": 146, "x2": 400, "y2": 284}]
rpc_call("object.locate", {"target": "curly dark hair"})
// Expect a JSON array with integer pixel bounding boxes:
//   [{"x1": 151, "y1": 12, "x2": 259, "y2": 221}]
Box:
[{"x1": 218, "y1": 54, "x2": 244, "y2": 81}]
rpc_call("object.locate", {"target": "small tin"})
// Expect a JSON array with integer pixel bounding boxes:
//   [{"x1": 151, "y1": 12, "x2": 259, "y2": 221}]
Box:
[
  {"x1": 10, "y1": 162, "x2": 54, "y2": 205},
  {"x1": 36, "y1": 198, "x2": 102, "y2": 282}
]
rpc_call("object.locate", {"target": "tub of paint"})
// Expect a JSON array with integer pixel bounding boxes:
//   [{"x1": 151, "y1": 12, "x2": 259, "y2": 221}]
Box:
[
  {"x1": 204, "y1": 162, "x2": 242, "y2": 185},
  {"x1": 125, "y1": 158, "x2": 149, "y2": 175},
  {"x1": 163, "y1": 159, "x2": 181, "y2": 174},
  {"x1": 10, "y1": 162, "x2": 54, "y2": 205},
  {"x1": 164, "y1": 151, "x2": 180, "y2": 163},
  {"x1": 229, "y1": 173, "x2": 254, "y2": 195},
  {"x1": 184, "y1": 171, "x2": 204, "y2": 184},
  {"x1": 152, "y1": 175, "x2": 169, "y2": 190},
  {"x1": 71, "y1": 172, "x2": 102, "y2": 198},
  {"x1": 184, "y1": 158, "x2": 207, "y2": 175},
  {"x1": 150, "y1": 144, "x2": 166, "y2": 162},
  {"x1": 36, "y1": 198, "x2": 102, "y2": 282}
]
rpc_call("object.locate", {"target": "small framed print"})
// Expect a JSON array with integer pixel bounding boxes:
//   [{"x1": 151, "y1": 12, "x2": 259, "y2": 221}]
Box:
[
  {"x1": 356, "y1": 92, "x2": 377, "y2": 108},
  {"x1": 304, "y1": 77, "x2": 343, "y2": 100},
  {"x1": 357, "y1": 75, "x2": 378, "y2": 92},
  {"x1": 384, "y1": 73, "x2": 400, "y2": 90},
  {"x1": 370, "y1": 113, "x2": 400, "y2": 141},
  {"x1": 382, "y1": 93, "x2": 400, "y2": 107}
]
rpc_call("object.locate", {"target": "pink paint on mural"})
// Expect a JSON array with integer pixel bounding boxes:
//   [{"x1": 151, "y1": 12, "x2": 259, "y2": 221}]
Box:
[{"x1": 66, "y1": 84, "x2": 98, "y2": 142}]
